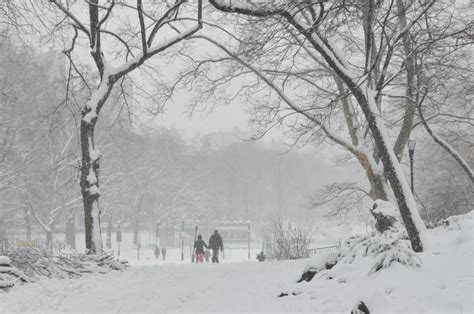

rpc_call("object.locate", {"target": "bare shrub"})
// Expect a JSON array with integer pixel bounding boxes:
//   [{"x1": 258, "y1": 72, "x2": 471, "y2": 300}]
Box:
[{"x1": 265, "y1": 219, "x2": 312, "y2": 260}]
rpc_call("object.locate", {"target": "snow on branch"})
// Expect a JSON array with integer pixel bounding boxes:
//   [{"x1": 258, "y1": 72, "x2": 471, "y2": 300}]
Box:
[{"x1": 209, "y1": 0, "x2": 287, "y2": 17}]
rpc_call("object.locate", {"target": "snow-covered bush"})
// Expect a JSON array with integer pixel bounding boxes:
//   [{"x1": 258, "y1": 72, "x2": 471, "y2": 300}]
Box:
[
  {"x1": 370, "y1": 200, "x2": 402, "y2": 233},
  {"x1": 339, "y1": 232, "x2": 421, "y2": 275},
  {"x1": 265, "y1": 219, "x2": 312, "y2": 260}
]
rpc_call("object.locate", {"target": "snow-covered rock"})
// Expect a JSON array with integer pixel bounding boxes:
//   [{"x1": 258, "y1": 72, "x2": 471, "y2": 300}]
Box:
[
  {"x1": 0, "y1": 256, "x2": 11, "y2": 266},
  {"x1": 297, "y1": 252, "x2": 339, "y2": 283},
  {"x1": 370, "y1": 200, "x2": 403, "y2": 233}
]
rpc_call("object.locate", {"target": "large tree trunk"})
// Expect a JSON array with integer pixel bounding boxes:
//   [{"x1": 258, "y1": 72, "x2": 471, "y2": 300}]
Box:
[
  {"x1": 350, "y1": 85, "x2": 426, "y2": 252},
  {"x1": 80, "y1": 117, "x2": 103, "y2": 254},
  {"x1": 80, "y1": 76, "x2": 114, "y2": 254}
]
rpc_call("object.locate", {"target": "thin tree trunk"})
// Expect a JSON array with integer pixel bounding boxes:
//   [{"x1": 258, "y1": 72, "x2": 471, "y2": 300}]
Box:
[
  {"x1": 366, "y1": 166, "x2": 388, "y2": 201},
  {"x1": 24, "y1": 208, "x2": 31, "y2": 241},
  {"x1": 351, "y1": 152, "x2": 388, "y2": 201},
  {"x1": 65, "y1": 215, "x2": 76, "y2": 249},
  {"x1": 133, "y1": 194, "x2": 144, "y2": 245},
  {"x1": 393, "y1": 0, "x2": 417, "y2": 161},
  {"x1": 338, "y1": 78, "x2": 388, "y2": 201},
  {"x1": 46, "y1": 230, "x2": 53, "y2": 254},
  {"x1": 0, "y1": 215, "x2": 6, "y2": 241},
  {"x1": 106, "y1": 218, "x2": 112, "y2": 249}
]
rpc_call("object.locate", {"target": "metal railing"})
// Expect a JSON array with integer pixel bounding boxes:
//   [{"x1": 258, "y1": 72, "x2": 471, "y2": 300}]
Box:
[{"x1": 308, "y1": 245, "x2": 340, "y2": 256}]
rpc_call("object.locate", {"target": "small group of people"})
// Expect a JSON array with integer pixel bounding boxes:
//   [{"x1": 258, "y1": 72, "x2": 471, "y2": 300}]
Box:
[
  {"x1": 154, "y1": 247, "x2": 167, "y2": 260},
  {"x1": 193, "y1": 229, "x2": 223, "y2": 263}
]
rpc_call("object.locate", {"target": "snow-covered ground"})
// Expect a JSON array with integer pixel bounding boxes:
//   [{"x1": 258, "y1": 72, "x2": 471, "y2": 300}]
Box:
[
  {"x1": 1, "y1": 213, "x2": 472, "y2": 313},
  {"x1": 1, "y1": 260, "x2": 310, "y2": 312}
]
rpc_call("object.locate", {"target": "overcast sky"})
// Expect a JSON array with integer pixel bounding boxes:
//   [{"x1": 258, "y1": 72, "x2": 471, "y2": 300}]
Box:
[{"x1": 154, "y1": 95, "x2": 251, "y2": 136}]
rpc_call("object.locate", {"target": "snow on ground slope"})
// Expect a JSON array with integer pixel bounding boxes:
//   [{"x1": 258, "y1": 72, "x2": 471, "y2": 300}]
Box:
[
  {"x1": 1, "y1": 213, "x2": 472, "y2": 313},
  {"x1": 285, "y1": 211, "x2": 473, "y2": 313}
]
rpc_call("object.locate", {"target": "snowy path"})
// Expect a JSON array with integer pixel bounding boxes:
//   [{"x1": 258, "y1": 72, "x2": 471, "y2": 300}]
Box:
[{"x1": 1, "y1": 260, "x2": 314, "y2": 312}]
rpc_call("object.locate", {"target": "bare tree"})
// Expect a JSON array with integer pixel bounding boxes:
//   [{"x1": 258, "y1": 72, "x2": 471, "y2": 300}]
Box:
[
  {"x1": 30, "y1": 0, "x2": 204, "y2": 253},
  {"x1": 204, "y1": 0, "x2": 447, "y2": 251}
]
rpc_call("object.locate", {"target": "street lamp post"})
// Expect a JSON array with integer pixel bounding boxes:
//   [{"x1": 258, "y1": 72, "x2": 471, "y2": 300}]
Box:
[
  {"x1": 408, "y1": 139, "x2": 416, "y2": 194},
  {"x1": 181, "y1": 218, "x2": 185, "y2": 261},
  {"x1": 247, "y1": 222, "x2": 251, "y2": 260}
]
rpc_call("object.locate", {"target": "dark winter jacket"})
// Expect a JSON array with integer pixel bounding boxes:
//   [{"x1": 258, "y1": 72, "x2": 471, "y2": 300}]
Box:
[
  {"x1": 209, "y1": 233, "x2": 223, "y2": 251},
  {"x1": 194, "y1": 239, "x2": 208, "y2": 254}
]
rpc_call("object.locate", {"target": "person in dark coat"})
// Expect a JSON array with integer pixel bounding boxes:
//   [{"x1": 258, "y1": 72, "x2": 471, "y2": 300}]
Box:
[
  {"x1": 161, "y1": 247, "x2": 167, "y2": 260},
  {"x1": 193, "y1": 235, "x2": 208, "y2": 263},
  {"x1": 208, "y1": 229, "x2": 223, "y2": 263},
  {"x1": 154, "y1": 246, "x2": 160, "y2": 259}
]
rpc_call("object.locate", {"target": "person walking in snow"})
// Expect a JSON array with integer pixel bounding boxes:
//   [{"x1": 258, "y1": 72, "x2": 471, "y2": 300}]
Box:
[
  {"x1": 161, "y1": 247, "x2": 167, "y2": 260},
  {"x1": 154, "y1": 246, "x2": 160, "y2": 259},
  {"x1": 193, "y1": 235, "x2": 208, "y2": 263},
  {"x1": 208, "y1": 229, "x2": 223, "y2": 263}
]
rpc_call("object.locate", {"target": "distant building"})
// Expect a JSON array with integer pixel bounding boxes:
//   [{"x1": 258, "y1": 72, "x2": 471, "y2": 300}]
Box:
[{"x1": 161, "y1": 220, "x2": 256, "y2": 249}]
